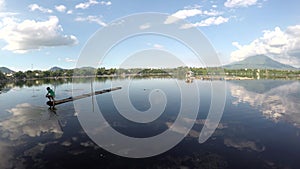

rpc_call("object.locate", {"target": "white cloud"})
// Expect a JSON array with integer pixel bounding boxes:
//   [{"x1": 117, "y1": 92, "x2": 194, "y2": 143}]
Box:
[
  {"x1": 153, "y1": 44, "x2": 164, "y2": 49},
  {"x1": 75, "y1": 0, "x2": 111, "y2": 9},
  {"x1": 75, "y1": 0, "x2": 99, "y2": 9},
  {"x1": 0, "y1": 0, "x2": 5, "y2": 10},
  {"x1": 224, "y1": 0, "x2": 258, "y2": 8},
  {"x1": 0, "y1": 16, "x2": 78, "y2": 53},
  {"x1": 172, "y1": 9, "x2": 203, "y2": 20},
  {"x1": 165, "y1": 7, "x2": 223, "y2": 24},
  {"x1": 183, "y1": 4, "x2": 202, "y2": 10},
  {"x1": 0, "y1": 12, "x2": 18, "y2": 18},
  {"x1": 75, "y1": 15, "x2": 107, "y2": 27},
  {"x1": 100, "y1": 1, "x2": 112, "y2": 6},
  {"x1": 181, "y1": 16, "x2": 229, "y2": 29},
  {"x1": 67, "y1": 10, "x2": 73, "y2": 14},
  {"x1": 203, "y1": 9, "x2": 222, "y2": 16},
  {"x1": 230, "y1": 25, "x2": 300, "y2": 67},
  {"x1": 28, "y1": 4, "x2": 53, "y2": 13},
  {"x1": 146, "y1": 43, "x2": 164, "y2": 49},
  {"x1": 139, "y1": 23, "x2": 150, "y2": 30},
  {"x1": 55, "y1": 5, "x2": 67, "y2": 13},
  {"x1": 65, "y1": 57, "x2": 77, "y2": 63}
]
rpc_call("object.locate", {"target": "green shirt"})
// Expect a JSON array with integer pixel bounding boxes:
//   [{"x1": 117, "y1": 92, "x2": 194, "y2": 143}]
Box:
[{"x1": 48, "y1": 89, "x2": 55, "y2": 97}]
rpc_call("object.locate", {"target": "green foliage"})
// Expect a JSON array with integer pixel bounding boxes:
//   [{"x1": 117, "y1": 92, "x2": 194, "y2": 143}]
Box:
[
  {"x1": 223, "y1": 68, "x2": 300, "y2": 79},
  {"x1": 97, "y1": 67, "x2": 106, "y2": 75},
  {"x1": 0, "y1": 71, "x2": 7, "y2": 80},
  {"x1": 2, "y1": 66, "x2": 300, "y2": 80},
  {"x1": 190, "y1": 67, "x2": 208, "y2": 75},
  {"x1": 14, "y1": 71, "x2": 26, "y2": 79},
  {"x1": 42, "y1": 71, "x2": 51, "y2": 77}
]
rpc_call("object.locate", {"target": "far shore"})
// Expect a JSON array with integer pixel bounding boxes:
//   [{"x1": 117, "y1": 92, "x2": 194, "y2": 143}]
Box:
[{"x1": 4, "y1": 74, "x2": 300, "y2": 82}]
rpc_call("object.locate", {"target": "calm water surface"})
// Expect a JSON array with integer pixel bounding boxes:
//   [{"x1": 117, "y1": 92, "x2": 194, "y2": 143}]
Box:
[{"x1": 0, "y1": 78, "x2": 299, "y2": 169}]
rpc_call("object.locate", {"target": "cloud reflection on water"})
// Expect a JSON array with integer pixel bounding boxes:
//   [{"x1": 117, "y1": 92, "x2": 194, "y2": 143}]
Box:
[
  {"x1": 229, "y1": 81, "x2": 300, "y2": 126},
  {"x1": 224, "y1": 138, "x2": 265, "y2": 152},
  {"x1": 166, "y1": 118, "x2": 228, "y2": 139},
  {"x1": 0, "y1": 103, "x2": 63, "y2": 140},
  {"x1": 0, "y1": 103, "x2": 64, "y2": 169}
]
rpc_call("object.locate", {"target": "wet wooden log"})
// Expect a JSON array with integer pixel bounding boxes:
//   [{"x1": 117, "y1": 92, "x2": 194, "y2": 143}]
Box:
[{"x1": 46, "y1": 87, "x2": 122, "y2": 106}]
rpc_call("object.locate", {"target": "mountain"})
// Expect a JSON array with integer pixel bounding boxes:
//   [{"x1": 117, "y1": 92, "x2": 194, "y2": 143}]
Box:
[
  {"x1": 76, "y1": 66, "x2": 97, "y2": 70},
  {"x1": 49, "y1": 66, "x2": 64, "y2": 71},
  {"x1": 0, "y1": 67, "x2": 15, "y2": 74},
  {"x1": 224, "y1": 55, "x2": 297, "y2": 70}
]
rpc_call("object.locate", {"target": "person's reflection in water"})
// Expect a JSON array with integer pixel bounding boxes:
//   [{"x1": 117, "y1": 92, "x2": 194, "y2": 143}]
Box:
[{"x1": 47, "y1": 108, "x2": 63, "y2": 132}]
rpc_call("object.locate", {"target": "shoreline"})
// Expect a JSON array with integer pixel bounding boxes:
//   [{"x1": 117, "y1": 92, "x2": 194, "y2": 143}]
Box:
[{"x1": 4, "y1": 74, "x2": 300, "y2": 81}]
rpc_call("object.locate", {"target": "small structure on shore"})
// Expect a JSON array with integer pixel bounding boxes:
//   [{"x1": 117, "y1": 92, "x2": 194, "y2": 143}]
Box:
[
  {"x1": 186, "y1": 70, "x2": 194, "y2": 78},
  {"x1": 185, "y1": 70, "x2": 195, "y2": 83}
]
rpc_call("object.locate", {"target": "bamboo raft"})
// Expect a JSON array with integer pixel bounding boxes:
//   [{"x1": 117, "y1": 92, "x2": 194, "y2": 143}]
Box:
[{"x1": 46, "y1": 87, "x2": 122, "y2": 106}]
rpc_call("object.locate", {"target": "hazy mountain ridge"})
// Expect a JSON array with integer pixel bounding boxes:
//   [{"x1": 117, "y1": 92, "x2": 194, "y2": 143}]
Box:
[
  {"x1": 49, "y1": 66, "x2": 64, "y2": 71},
  {"x1": 224, "y1": 55, "x2": 297, "y2": 70},
  {"x1": 0, "y1": 67, "x2": 15, "y2": 74},
  {"x1": 1, "y1": 55, "x2": 299, "y2": 73}
]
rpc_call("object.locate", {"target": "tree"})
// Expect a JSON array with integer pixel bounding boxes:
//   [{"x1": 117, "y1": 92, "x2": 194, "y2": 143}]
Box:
[
  {"x1": 0, "y1": 71, "x2": 7, "y2": 80},
  {"x1": 14, "y1": 71, "x2": 26, "y2": 79},
  {"x1": 97, "y1": 67, "x2": 106, "y2": 75},
  {"x1": 25, "y1": 70, "x2": 34, "y2": 79},
  {"x1": 65, "y1": 69, "x2": 73, "y2": 77},
  {"x1": 42, "y1": 71, "x2": 51, "y2": 78}
]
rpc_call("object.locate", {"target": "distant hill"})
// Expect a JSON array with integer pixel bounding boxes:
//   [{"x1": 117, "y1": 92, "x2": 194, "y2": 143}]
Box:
[
  {"x1": 224, "y1": 55, "x2": 297, "y2": 70},
  {"x1": 0, "y1": 67, "x2": 14, "y2": 74},
  {"x1": 75, "y1": 67, "x2": 97, "y2": 70},
  {"x1": 49, "y1": 66, "x2": 64, "y2": 71}
]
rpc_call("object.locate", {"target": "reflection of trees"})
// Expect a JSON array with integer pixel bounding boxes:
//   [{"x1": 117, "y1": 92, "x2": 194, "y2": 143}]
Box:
[
  {"x1": 0, "y1": 81, "x2": 10, "y2": 94},
  {"x1": 0, "y1": 81, "x2": 6, "y2": 91},
  {"x1": 10, "y1": 78, "x2": 72, "y2": 88},
  {"x1": 0, "y1": 71, "x2": 7, "y2": 80},
  {"x1": 1, "y1": 77, "x2": 126, "y2": 90},
  {"x1": 0, "y1": 71, "x2": 8, "y2": 92},
  {"x1": 154, "y1": 153, "x2": 227, "y2": 169}
]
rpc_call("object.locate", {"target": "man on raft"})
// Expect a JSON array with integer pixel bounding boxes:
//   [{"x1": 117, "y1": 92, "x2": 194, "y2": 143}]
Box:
[{"x1": 46, "y1": 87, "x2": 55, "y2": 109}]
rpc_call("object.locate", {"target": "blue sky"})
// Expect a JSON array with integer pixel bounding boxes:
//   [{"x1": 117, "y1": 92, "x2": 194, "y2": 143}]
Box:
[{"x1": 0, "y1": 0, "x2": 299, "y2": 71}]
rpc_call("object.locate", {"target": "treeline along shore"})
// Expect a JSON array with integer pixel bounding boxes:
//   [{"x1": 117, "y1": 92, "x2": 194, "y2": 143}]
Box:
[{"x1": 1, "y1": 66, "x2": 300, "y2": 82}]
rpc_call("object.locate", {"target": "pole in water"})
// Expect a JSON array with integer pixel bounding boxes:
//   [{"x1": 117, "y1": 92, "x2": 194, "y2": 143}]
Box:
[
  {"x1": 91, "y1": 79, "x2": 95, "y2": 112},
  {"x1": 45, "y1": 87, "x2": 122, "y2": 107}
]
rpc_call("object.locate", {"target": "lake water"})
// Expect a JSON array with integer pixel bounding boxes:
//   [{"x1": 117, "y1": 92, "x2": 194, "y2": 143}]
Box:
[{"x1": 0, "y1": 78, "x2": 299, "y2": 169}]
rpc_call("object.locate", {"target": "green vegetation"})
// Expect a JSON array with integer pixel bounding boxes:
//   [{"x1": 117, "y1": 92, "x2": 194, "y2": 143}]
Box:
[
  {"x1": 224, "y1": 68, "x2": 300, "y2": 79},
  {"x1": 0, "y1": 67, "x2": 299, "y2": 81},
  {"x1": 0, "y1": 71, "x2": 7, "y2": 91},
  {"x1": 0, "y1": 71, "x2": 6, "y2": 80}
]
